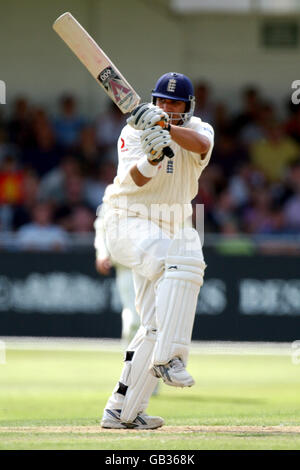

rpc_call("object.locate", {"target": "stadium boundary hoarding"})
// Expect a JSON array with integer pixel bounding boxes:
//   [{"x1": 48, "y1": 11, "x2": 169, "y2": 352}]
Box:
[{"x1": 0, "y1": 250, "x2": 299, "y2": 341}]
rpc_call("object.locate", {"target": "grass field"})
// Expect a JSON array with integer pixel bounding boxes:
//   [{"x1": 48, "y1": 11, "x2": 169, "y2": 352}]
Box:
[{"x1": 1, "y1": 340, "x2": 300, "y2": 450}]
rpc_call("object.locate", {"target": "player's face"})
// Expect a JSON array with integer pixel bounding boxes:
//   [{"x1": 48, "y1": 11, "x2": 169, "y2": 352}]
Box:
[{"x1": 156, "y1": 98, "x2": 186, "y2": 125}]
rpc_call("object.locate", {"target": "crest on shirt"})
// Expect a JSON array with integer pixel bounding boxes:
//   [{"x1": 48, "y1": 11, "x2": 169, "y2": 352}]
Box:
[{"x1": 166, "y1": 159, "x2": 173, "y2": 174}]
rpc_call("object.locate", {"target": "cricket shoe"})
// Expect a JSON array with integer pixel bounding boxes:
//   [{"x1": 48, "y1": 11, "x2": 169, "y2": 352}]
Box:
[
  {"x1": 151, "y1": 357, "x2": 195, "y2": 387},
  {"x1": 101, "y1": 409, "x2": 164, "y2": 429}
]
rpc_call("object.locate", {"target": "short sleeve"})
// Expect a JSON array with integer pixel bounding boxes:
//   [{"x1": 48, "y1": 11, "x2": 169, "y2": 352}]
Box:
[
  {"x1": 117, "y1": 126, "x2": 145, "y2": 183},
  {"x1": 188, "y1": 120, "x2": 214, "y2": 167}
]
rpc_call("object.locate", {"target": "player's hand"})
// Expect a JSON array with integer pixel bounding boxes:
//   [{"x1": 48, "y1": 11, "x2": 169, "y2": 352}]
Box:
[
  {"x1": 96, "y1": 257, "x2": 112, "y2": 276},
  {"x1": 127, "y1": 103, "x2": 169, "y2": 130},
  {"x1": 141, "y1": 126, "x2": 171, "y2": 161}
]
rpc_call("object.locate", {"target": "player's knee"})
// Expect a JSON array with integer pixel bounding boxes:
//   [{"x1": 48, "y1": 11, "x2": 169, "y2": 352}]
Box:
[{"x1": 163, "y1": 228, "x2": 206, "y2": 287}]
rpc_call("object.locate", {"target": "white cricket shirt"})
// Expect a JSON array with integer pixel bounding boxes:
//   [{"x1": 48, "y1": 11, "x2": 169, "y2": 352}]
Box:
[{"x1": 103, "y1": 116, "x2": 214, "y2": 232}]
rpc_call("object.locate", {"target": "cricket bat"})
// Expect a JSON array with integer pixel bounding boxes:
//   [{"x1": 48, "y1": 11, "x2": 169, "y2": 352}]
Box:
[
  {"x1": 53, "y1": 12, "x2": 173, "y2": 157},
  {"x1": 53, "y1": 12, "x2": 140, "y2": 114}
]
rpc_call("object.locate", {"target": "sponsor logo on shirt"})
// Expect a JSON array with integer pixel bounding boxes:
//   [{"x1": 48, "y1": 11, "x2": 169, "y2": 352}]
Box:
[
  {"x1": 120, "y1": 138, "x2": 128, "y2": 152},
  {"x1": 200, "y1": 126, "x2": 214, "y2": 136}
]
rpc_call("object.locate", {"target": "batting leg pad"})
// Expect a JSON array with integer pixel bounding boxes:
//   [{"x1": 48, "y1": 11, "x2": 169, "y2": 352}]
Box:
[
  {"x1": 152, "y1": 228, "x2": 206, "y2": 366},
  {"x1": 106, "y1": 326, "x2": 159, "y2": 424}
]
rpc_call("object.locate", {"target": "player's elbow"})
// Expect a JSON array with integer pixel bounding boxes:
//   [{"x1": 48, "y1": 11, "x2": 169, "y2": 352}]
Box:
[
  {"x1": 135, "y1": 180, "x2": 147, "y2": 187},
  {"x1": 198, "y1": 135, "x2": 211, "y2": 155}
]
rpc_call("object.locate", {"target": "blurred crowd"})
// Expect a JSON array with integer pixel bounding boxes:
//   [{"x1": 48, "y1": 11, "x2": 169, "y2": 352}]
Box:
[
  {"x1": 0, "y1": 84, "x2": 300, "y2": 250},
  {"x1": 192, "y1": 84, "x2": 300, "y2": 237},
  {"x1": 0, "y1": 95, "x2": 121, "y2": 250}
]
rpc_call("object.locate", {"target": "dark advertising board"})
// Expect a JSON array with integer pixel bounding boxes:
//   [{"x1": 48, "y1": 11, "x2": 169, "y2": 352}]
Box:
[{"x1": 0, "y1": 250, "x2": 299, "y2": 341}]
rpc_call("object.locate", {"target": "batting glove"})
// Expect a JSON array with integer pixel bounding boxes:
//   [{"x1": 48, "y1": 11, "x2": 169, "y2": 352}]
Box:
[
  {"x1": 141, "y1": 126, "x2": 172, "y2": 162},
  {"x1": 127, "y1": 103, "x2": 169, "y2": 130}
]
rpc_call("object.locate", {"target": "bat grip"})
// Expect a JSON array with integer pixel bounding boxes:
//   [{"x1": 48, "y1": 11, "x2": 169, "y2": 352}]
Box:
[
  {"x1": 162, "y1": 146, "x2": 174, "y2": 158},
  {"x1": 157, "y1": 120, "x2": 174, "y2": 158}
]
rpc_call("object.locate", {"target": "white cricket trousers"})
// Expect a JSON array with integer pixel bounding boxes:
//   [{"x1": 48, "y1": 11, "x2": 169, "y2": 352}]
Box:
[
  {"x1": 105, "y1": 212, "x2": 172, "y2": 327},
  {"x1": 115, "y1": 265, "x2": 140, "y2": 343}
]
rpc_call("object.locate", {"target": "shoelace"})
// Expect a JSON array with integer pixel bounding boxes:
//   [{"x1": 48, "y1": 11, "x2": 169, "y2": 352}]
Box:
[
  {"x1": 169, "y1": 357, "x2": 184, "y2": 371},
  {"x1": 112, "y1": 409, "x2": 148, "y2": 421}
]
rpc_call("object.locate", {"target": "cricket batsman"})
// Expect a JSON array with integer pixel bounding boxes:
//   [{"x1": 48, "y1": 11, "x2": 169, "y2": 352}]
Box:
[{"x1": 100, "y1": 72, "x2": 214, "y2": 429}]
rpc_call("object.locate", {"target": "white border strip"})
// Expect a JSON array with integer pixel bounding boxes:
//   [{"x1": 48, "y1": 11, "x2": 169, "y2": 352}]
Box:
[{"x1": 0, "y1": 336, "x2": 293, "y2": 356}]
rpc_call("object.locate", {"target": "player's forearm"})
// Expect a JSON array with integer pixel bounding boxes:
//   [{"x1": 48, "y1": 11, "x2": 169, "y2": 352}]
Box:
[
  {"x1": 169, "y1": 125, "x2": 210, "y2": 156},
  {"x1": 130, "y1": 164, "x2": 156, "y2": 187}
]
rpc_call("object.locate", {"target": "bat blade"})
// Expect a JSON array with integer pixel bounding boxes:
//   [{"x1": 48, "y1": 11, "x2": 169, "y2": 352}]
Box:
[{"x1": 53, "y1": 12, "x2": 141, "y2": 114}]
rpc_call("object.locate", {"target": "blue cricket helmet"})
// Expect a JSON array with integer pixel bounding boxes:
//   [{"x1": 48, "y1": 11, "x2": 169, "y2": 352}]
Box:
[{"x1": 151, "y1": 72, "x2": 195, "y2": 124}]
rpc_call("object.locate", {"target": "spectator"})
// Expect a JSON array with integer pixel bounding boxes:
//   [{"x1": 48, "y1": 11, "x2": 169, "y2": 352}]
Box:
[
  {"x1": 95, "y1": 102, "x2": 126, "y2": 164},
  {"x1": 240, "y1": 102, "x2": 276, "y2": 146},
  {"x1": 97, "y1": 161, "x2": 116, "y2": 186},
  {"x1": 70, "y1": 205, "x2": 95, "y2": 233},
  {"x1": 8, "y1": 96, "x2": 33, "y2": 148},
  {"x1": 38, "y1": 154, "x2": 82, "y2": 204},
  {"x1": 75, "y1": 125, "x2": 101, "y2": 171},
  {"x1": 209, "y1": 188, "x2": 238, "y2": 231},
  {"x1": 285, "y1": 101, "x2": 300, "y2": 143},
  {"x1": 242, "y1": 189, "x2": 273, "y2": 234},
  {"x1": 0, "y1": 154, "x2": 26, "y2": 231},
  {"x1": 12, "y1": 170, "x2": 40, "y2": 230},
  {"x1": 212, "y1": 102, "x2": 231, "y2": 135},
  {"x1": 284, "y1": 194, "x2": 300, "y2": 231},
  {"x1": 62, "y1": 172, "x2": 95, "y2": 215},
  {"x1": 232, "y1": 86, "x2": 261, "y2": 133},
  {"x1": 84, "y1": 163, "x2": 108, "y2": 210},
  {"x1": 228, "y1": 164, "x2": 252, "y2": 209},
  {"x1": 192, "y1": 165, "x2": 226, "y2": 231},
  {"x1": 16, "y1": 202, "x2": 69, "y2": 251},
  {"x1": 194, "y1": 81, "x2": 215, "y2": 123},
  {"x1": 250, "y1": 122, "x2": 300, "y2": 183},
  {"x1": 0, "y1": 154, "x2": 24, "y2": 205},
  {"x1": 283, "y1": 164, "x2": 300, "y2": 230},
  {"x1": 0, "y1": 127, "x2": 20, "y2": 166},
  {"x1": 265, "y1": 207, "x2": 293, "y2": 235},
  {"x1": 53, "y1": 94, "x2": 85, "y2": 149},
  {"x1": 228, "y1": 163, "x2": 265, "y2": 210},
  {"x1": 22, "y1": 117, "x2": 62, "y2": 177},
  {"x1": 272, "y1": 159, "x2": 300, "y2": 207},
  {"x1": 212, "y1": 130, "x2": 249, "y2": 177}
]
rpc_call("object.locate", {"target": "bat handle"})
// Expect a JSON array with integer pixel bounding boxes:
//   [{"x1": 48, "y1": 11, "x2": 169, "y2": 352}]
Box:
[
  {"x1": 162, "y1": 146, "x2": 174, "y2": 158},
  {"x1": 157, "y1": 120, "x2": 174, "y2": 158}
]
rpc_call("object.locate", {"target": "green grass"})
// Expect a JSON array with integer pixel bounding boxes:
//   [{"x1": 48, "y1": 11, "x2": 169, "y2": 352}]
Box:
[
  {"x1": 1, "y1": 347, "x2": 300, "y2": 449},
  {"x1": 2, "y1": 431, "x2": 300, "y2": 450}
]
